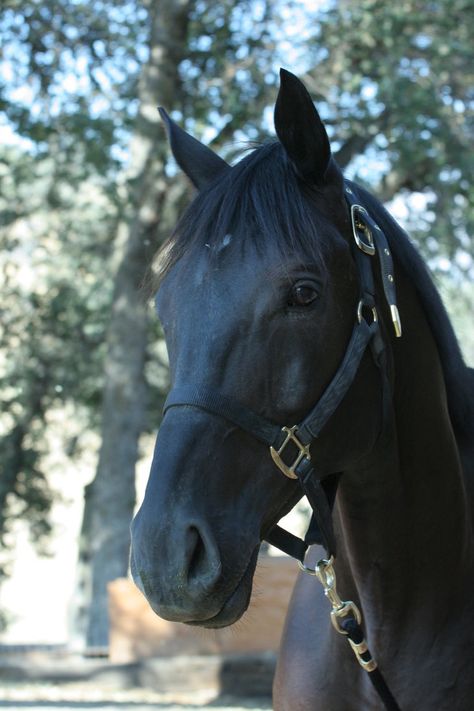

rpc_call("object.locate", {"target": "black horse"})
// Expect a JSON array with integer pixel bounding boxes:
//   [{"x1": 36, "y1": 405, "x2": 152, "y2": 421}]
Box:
[{"x1": 131, "y1": 70, "x2": 474, "y2": 710}]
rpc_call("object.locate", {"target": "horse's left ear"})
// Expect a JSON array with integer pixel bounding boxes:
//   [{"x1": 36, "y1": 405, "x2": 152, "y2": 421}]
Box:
[
  {"x1": 274, "y1": 69, "x2": 331, "y2": 184},
  {"x1": 159, "y1": 108, "x2": 230, "y2": 190}
]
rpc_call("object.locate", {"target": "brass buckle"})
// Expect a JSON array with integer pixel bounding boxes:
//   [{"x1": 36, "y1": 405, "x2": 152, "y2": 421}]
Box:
[
  {"x1": 270, "y1": 425, "x2": 311, "y2": 480},
  {"x1": 351, "y1": 204, "x2": 375, "y2": 256}
]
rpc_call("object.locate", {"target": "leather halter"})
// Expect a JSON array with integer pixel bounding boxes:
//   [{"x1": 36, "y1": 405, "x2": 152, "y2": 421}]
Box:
[
  {"x1": 162, "y1": 181, "x2": 403, "y2": 711},
  {"x1": 163, "y1": 181, "x2": 401, "y2": 559}
]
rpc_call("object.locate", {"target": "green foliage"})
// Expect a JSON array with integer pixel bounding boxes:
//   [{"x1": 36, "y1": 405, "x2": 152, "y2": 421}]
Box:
[
  {"x1": 307, "y1": 0, "x2": 474, "y2": 268},
  {"x1": 181, "y1": 1, "x2": 278, "y2": 144},
  {"x1": 0, "y1": 144, "x2": 118, "y2": 575},
  {"x1": 0, "y1": 0, "x2": 145, "y2": 143},
  {"x1": 0, "y1": 0, "x2": 284, "y2": 608},
  {"x1": 0, "y1": 0, "x2": 147, "y2": 583}
]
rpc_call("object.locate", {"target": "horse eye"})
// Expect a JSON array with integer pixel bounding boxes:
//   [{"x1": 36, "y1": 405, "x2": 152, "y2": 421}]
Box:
[{"x1": 288, "y1": 282, "x2": 319, "y2": 307}]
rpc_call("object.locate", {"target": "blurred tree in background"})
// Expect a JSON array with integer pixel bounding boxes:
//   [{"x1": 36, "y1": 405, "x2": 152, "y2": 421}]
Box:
[
  {"x1": 306, "y1": 0, "x2": 474, "y2": 359},
  {"x1": 78, "y1": 0, "x2": 283, "y2": 648},
  {"x1": 0, "y1": 0, "x2": 472, "y2": 643},
  {"x1": 310, "y1": 0, "x2": 473, "y2": 266},
  {"x1": 0, "y1": 0, "x2": 130, "y2": 628}
]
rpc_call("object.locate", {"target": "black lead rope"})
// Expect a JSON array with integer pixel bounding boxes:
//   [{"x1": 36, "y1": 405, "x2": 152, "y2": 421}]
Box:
[
  {"x1": 268, "y1": 535, "x2": 401, "y2": 711},
  {"x1": 162, "y1": 182, "x2": 402, "y2": 711},
  {"x1": 341, "y1": 618, "x2": 402, "y2": 711}
]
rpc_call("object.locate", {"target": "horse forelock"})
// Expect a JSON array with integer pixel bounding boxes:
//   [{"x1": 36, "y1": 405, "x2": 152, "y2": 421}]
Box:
[{"x1": 152, "y1": 141, "x2": 346, "y2": 286}]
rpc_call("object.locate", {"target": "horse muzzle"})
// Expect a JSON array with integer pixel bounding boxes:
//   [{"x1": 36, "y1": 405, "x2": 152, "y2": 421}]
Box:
[{"x1": 130, "y1": 501, "x2": 259, "y2": 627}]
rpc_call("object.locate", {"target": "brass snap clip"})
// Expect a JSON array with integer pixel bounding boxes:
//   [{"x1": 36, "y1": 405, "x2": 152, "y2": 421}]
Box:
[{"x1": 298, "y1": 556, "x2": 377, "y2": 673}]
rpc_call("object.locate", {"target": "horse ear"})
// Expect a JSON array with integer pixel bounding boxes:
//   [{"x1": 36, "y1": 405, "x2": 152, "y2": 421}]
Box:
[
  {"x1": 159, "y1": 108, "x2": 230, "y2": 190},
  {"x1": 274, "y1": 69, "x2": 331, "y2": 184}
]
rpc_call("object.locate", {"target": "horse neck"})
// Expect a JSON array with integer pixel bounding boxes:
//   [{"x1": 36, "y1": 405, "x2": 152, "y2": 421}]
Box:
[{"x1": 335, "y1": 272, "x2": 473, "y2": 620}]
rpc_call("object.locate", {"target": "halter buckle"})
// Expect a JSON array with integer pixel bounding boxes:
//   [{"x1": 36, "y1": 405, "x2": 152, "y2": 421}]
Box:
[
  {"x1": 270, "y1": 426, "x2": 311, "y2": 480},
  {"x1": 351, "y1": 204, "x2": 376, "y2": 256}
]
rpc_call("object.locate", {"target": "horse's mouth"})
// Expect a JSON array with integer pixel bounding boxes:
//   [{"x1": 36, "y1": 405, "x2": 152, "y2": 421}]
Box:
[
  {"x1": 187, "y1": 546, "x2": 260, "y2": 629},
  {"x1": 132, "y1": 545, "x2": 260, "y2": 628}
]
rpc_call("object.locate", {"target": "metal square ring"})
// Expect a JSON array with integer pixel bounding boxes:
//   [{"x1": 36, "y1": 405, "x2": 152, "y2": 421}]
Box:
[{"x1": 269, "y1": 425, "x2": 311, "y2": 480}]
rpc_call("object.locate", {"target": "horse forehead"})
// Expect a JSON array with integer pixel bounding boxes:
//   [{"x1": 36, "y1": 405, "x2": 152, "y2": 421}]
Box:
[{"x1": 158, "y1": 247, "x2": 276, "y2": 320}]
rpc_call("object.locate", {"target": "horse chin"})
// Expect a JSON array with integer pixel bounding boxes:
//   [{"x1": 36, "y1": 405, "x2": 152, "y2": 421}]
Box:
[
  {"x1": 188, "y1": 546, "x2": 259, "y2": 629},
  {"x1": 133, "y1": 544, "x2": 260, "y2": 628}
]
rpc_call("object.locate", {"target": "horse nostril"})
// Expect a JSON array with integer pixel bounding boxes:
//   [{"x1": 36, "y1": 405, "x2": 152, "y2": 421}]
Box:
[
  {"x1": 185, "y1": 524, "x2": 221, "y2": 588},
  {"x1": 186, "y1": 526, "x2": 204, "y2": 580}
]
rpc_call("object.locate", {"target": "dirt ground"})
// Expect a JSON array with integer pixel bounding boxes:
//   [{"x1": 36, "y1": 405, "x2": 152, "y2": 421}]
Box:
[
  {"x1": 0, "y1": 651, "x2": 273, "y2": 711},
  {"x1": 0, "y1": 681, "x2": 272, "y2": 711}
]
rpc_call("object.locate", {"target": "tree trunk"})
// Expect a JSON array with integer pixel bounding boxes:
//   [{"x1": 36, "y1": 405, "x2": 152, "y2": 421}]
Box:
[{"x1": 78, "y1": 0, "x2": 193, "y2": 649}]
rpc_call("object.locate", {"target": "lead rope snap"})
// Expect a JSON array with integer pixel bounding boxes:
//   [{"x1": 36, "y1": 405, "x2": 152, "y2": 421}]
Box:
[{"x1": 298, "y1": 556, "x2": 377, "y2": 672}]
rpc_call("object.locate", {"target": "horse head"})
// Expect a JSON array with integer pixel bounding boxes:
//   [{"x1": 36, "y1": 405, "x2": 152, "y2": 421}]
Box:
[{"x1": 130, "y1": 70, "x2": 384, "y2": 628}]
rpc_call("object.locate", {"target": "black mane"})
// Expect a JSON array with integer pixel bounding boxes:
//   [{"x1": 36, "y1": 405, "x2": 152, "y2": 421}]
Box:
[{"x1": 352, "y1": 180, "x2": 474, "y2": 441}]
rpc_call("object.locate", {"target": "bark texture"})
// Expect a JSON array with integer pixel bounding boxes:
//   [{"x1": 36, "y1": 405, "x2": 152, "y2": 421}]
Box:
[{"x1": 79, "y1": 0, "x2": 193, "y2": 648}]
